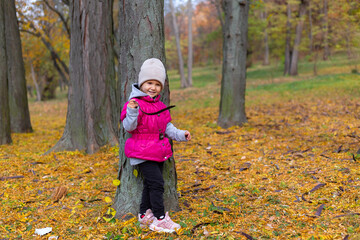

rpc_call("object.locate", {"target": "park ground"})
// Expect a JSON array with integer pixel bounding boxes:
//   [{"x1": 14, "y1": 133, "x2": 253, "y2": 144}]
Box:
[{"x1": 1, "y1": 54, "x2": 360, "y2": 239}]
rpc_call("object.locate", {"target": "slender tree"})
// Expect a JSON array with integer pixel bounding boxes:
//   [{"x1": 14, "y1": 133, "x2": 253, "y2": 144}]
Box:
[
  {"x1": 113, "y1": 0, "x2": 179, "y2": 218},
  {"x1": 260, "y1": 3, "x2": 269, "y2": 65},
  {"x1": 5, "y1": 0, "x2": 32, "y2": 133},
  {"x1": 322, "y1": 0, "x2": 330, "y2": 60},
  {"x1": 289, "y1": 0, "x2": 309, "y2": 76},
  {"x1": 218, "y1": 0, "x2": 249, "y2": 128},
  {"x1": 186, "y1": 0, "x2": 193, "y2": 87},
  {"x1": 308, "y1": 0, "x2": 313, "y2": 52},
  {"x1": 0, "y1": 0, "x2": 12, "y2": 145},
  {"x1": 284, "y1": 1, "x2": 292, "y2": 75},
  {"x1": 211, "y1": 0, "x2": 225, "y2": 35},
  {"x1": 30, "y1": 62, "x2": 42, "y2": 101},
  {"x1": 169, "y1": 0, "x2": 186, "y2": 88},
  {"x1": 48, "y1": 0, "x2": 117, "y2": 154}
]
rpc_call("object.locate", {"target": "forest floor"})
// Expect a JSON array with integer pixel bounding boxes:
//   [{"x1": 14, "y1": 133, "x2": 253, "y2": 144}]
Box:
[{"x1": 1, "y1": 58, "x2": 360, "y2": 239}]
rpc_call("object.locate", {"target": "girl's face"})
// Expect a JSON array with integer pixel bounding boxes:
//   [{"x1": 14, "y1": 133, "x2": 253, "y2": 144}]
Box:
[{"x1": 140, "y1": 80, "x2": 162, "y2": 98}]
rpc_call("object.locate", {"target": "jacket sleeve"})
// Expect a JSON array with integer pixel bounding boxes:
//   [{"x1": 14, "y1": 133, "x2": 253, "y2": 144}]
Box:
[
  {"x1": 165, "y1": 122, "x2": 187, "y2": 141},
  {"x1": 121, "y1": 102, "x2": 139, "y2": 132}
]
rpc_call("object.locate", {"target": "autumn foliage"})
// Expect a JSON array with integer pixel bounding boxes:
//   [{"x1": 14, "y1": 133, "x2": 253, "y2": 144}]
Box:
[{"x1": 1, "y1": 63, "x2": 360, "y2": 238}]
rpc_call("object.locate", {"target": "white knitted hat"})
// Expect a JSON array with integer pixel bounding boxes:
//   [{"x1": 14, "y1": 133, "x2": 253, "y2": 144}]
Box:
[{"x1": 138, "y1": 58, "x2": 166, "y2": 89}]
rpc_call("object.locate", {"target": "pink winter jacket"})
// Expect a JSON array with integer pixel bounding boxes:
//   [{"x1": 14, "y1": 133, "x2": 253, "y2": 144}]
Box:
[{"x1": 120, "y1": 95, "x2": 173, "y2": 162}]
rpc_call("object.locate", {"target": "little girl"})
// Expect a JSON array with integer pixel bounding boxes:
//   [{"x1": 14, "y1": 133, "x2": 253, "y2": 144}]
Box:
[{"x1": 120, "y1": 58, "x2": 191, "y2": 233}]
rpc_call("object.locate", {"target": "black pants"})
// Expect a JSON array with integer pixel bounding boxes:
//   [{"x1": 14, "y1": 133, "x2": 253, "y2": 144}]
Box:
[{"x1": 138, "y1": 160, "x2": 165, "y2": 219}]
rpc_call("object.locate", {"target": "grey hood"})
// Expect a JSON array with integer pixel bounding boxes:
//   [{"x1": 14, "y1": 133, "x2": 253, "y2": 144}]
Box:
[{"x1": 128, "y1": 83, "x2": 148, "y2": 100}]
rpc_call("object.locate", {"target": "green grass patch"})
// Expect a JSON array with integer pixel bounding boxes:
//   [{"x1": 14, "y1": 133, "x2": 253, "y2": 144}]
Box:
[
  {"x1": 168, "y1": 65, "x2": 220, "y2": 90},
  {"x1": 248, "y1": 73, "x2": 360, "y2": 95}
]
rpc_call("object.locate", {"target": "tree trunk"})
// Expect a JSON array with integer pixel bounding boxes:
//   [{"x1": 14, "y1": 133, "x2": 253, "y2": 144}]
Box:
[
  {"x1": 290, "y1": 0, "x2": 308, "y2": 76},
  {"x1": 308, "y1": 0, "x2": 313, "y2": 53},
  {"x1": 4, "y1": 0, "x2": 32, "y2": 133},
  {"x1": 263, "y1": 29, "x2": 269, "y2": 65},
  {"x1": 30, "y1": 62, "x2": 42, "y2": 101},
  {"x1": 322, "y1": 0, "x2": 329, "y2": 60},
  {"x1": 345, "y1": 25, "x2": 352, "y2": 59},
  {"x1": 218, "y1": 0, "x2": 249, "y2": 128},
  {"x1": 313, "y1": 45, "x2": 319, "y2": 76},
  {"x1": 0, "y1": 0, "x2": 12, "y2": 145},
  {"x1": 284, "y1": 1, "x2": 292, "y2": 75},
  {"x1": 187, "y1": 0, "x2": 193, "y2": 87},
  {"x1": 212, "y1": 0, "x2": 225, "y2": 36},
  {"x1": 169, "y1": 0, "x2": 186, "y2": 88},
  {"x1": 113, "y1": 0, "x2": 179, "y2": 218},
  {"x1": 41, "y1": 74, "x2": 57, "y2": 100},
  {"x1": 48, "y1": 0, "x2": 118, "y2": 154},
  {"x1": 260, "y1": 7, "x2": 269, "y2": 66}
]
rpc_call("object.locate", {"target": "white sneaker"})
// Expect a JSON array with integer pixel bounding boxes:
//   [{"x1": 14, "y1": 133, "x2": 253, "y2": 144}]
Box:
[
  {"x1": 149, "y1": 212, "x2": 181, "y2": 233},
  {"x1": 138, "y1": 209, "x2": 155, "y2": 228}
]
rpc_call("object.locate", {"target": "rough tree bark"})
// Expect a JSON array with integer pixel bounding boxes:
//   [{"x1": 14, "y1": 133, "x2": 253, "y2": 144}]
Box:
[
  {"x1": 113, "y1": 0, "x2": 179, "y2": 218},
  {"x1": 218, "y1": 0, "x2": 249, "y2": 128},
  {"x1": 289, "y1": 0, "x2": 309, "y2": 76},
  {"x1": 169, "y1": 0, "x2": 186, "y2": 88},
  {"x1": 186, "y1": 0, "x2": 193, "y2": 87},
  {"x1": 0, "y1": 0, "x2": 12, "y2": 145},
  {"x1": 48, "y1": 0, "x2": 118, "y2": 154},
  {"x1": 5, "y1": 0, "x2": 32, "y2": 133}
]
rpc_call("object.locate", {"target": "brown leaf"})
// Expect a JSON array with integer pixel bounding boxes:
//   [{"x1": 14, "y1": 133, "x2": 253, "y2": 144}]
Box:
[
  {"x1": 301, "y1": 193, "x2": 311, "y2": 203},
  {"x1": 51, "y1": 186, "x2": 68, "y2": 202},
  {"x1": 352, "y1": 153, "x2": 357, "y2": 162},
  {"x1": 336, "y1": 145, "x2": 342, "y2": 153},
  {"x1": 191, "y1": 222, "x2": 214, "y2": 234},
  {"x1": 240, "y1": 232, "x2": 255, "y2": 240},
  {"x1": 239, "y1": 162, "x2": 251, "y2": 171},
  {"x1": 309, "y1": 183, "x2": 326, "y2": 193},
  {"x1": 315, "y1": 204, "x2": 325, "y2": 217}
]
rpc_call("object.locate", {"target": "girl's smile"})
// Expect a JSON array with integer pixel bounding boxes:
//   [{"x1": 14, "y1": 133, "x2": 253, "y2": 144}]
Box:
[{"x1": 140, "y1": 80, "x2": 162, "y2": 98}]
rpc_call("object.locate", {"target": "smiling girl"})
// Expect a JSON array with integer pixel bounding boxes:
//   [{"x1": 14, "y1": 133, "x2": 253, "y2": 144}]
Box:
[{"x1": 120, "y1": 58, "x2": 191, "y2": 233}]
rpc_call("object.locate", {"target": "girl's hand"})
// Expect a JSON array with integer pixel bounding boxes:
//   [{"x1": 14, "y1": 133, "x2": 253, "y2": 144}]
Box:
[
  {"x1": 128, "y1": 99, "x2": 138, "y2": 109},
  {"x1": 185, "y1": 131, "x2": 191, "y2": 141}
]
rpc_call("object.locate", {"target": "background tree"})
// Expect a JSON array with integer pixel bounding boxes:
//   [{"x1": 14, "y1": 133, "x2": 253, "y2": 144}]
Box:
[
  {"x1": 5, "y1": 0, "x2": 32, "y2": 133},
  {"x1": 322, "y1": 0, "x2": 329, "y2": 60},
  {"x1": 113, "y1": 0, "x2": 179, "y2": 218},
  {"x1": 289, "y1": 0, "x2": 309, "y2": 76},
  {"x1": 284, "y1": 1, "x2": 292, "y2": 75},
  {"x1": 260, "y1": 2, "x2": 270, "y2": 65},
  {"x1": 218, "y1": 0, "x2": 249, "y2": 128},
  {"x1": 308, "y1": 0, "x2": 313, "y2": 52},
  {"x1": 329, "y1": 0, "x2": 360, "y2": 61},
  {"x1": 0, "y1": 0, "x2": 12, "y2": 145},
  {"x1": 186, "y1": 0, "x2": 193, "y2": 87},
  {"x1": 48, "y1": 0, "x2": 117, "y2": 154},
  {"x1": 169, "y1": 0, "x2": 187, "y2": 88},
  {"x1": 18, "y1": 0, "x2": 70, "y2": 98},
  {"x1": 211, "y1": 0, "x2": 225, "y2": 33}
]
